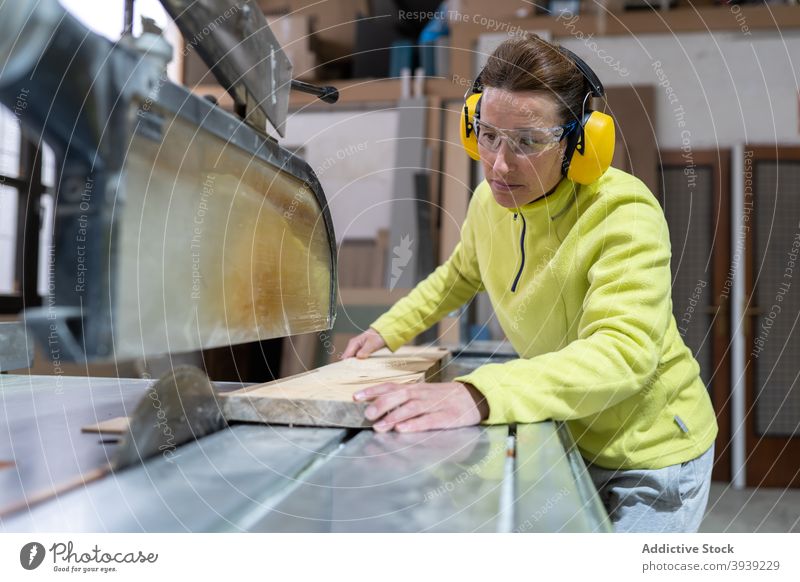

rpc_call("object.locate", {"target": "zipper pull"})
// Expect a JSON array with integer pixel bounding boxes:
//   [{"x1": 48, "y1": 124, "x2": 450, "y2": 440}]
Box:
[{"x1": 513, "y1": 212, "x2": 518, "y2": 221}]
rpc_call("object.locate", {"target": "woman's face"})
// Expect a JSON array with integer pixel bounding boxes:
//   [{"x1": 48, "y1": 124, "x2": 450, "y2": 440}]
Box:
[{"x1": 478, "y1": 88, "x2": 568, "y2": 208}]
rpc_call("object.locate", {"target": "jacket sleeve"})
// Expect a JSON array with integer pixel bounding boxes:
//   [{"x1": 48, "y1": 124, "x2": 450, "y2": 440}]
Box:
[
  {"x1": 455, "y1": 192, "x2": 673, "y2": 423},
  {"x1": 370, "y1": 200, "x2": 485, "y2": 351}
]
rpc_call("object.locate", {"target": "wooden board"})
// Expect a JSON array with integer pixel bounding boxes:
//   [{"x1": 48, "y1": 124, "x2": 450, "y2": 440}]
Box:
[
  {"x1": 80, "y1": 416, "x2": 130, "y2": 435},
  {"x1": 221, "y1": 346, "x2": 451, "y2": 428}
]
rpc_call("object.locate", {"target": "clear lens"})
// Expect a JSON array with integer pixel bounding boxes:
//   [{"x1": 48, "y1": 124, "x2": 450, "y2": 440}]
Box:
[{"x1": 476, "y1": 120, "x2": 565, "y2": 156}]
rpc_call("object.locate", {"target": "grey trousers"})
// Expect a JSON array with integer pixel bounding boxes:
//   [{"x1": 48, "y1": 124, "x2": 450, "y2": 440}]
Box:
[{"x1": 585, "y1": 445, "x2": 715, "y2": 533}]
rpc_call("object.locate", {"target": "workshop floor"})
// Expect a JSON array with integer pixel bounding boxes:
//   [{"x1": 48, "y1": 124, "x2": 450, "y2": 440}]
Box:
[{"x1": 700, "y1": 483, "x2": 800, "y2": 532}]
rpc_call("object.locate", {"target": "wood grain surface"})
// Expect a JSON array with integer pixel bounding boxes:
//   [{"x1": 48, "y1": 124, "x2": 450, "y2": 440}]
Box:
[
  {"x1": 221, "y1": 346, "x2": 451, "y2": 427},
  {"x1": 80, "y1": 416, "x2": 130, "y2": 435}
]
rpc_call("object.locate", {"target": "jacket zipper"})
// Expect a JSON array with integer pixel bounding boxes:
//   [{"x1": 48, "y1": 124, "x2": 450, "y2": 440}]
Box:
[{"x1": 511, "y1": 213, "x2": 526, "y2": 292}]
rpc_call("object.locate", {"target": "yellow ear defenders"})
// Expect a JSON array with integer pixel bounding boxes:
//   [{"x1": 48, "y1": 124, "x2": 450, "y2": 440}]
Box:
[
  {"x1": 461, "y1": 78, "x2": 484, "y2": 162},
  {"x1": 460, "y1": 47, "x2": 615, "y2": 185}
]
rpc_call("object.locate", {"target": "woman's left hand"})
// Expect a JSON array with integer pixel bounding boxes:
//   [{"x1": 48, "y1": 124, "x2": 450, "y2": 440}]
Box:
[{"x1": 353, "y1": 381, "x2": 490, "y2": 433}]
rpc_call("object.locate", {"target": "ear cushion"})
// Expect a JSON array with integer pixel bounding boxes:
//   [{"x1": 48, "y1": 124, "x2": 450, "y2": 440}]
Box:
[
  {"x1": 460, "y1": 92, "x2": 482, "y2": 161},
  {"x1": 564, "y1": 110, "x2": 615, "y2": 185}
]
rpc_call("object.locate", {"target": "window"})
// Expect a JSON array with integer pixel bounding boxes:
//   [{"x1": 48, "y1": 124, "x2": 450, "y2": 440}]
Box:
[
  {"x1": 0, "y1": 104, "x2": 54, "y2": 313},
  {"x1": 0, "y1": 184, "x2": 18, "y2": 294}
]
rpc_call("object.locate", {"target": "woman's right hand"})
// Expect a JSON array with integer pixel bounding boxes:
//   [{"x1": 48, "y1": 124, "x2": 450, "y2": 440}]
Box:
[{"x1": 341, "y1": 328, "x2": 387, "y2": 359}]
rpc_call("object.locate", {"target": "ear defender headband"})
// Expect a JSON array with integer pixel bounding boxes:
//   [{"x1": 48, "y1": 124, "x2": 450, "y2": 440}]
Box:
[{"x1": 460, "y1": 46, "x2": 616, "y2": 185}]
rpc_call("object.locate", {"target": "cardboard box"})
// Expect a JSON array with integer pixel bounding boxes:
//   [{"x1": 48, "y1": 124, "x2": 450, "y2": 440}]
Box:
[
  {"x1": 289, "y1": 0, "x2": 368, "y2": 61},
  {"x1": 583, "y1": 0, "x2": 627, "y2": 14},
  {"x1": 266, "y1": 14, "x2": 311, "y2": 50},
  {"x1": 289, "y1": 48, "x2": 318, "y2": 80},
  {"x1": 448, "y1": 0, "x2": 535, "y2": 20},
  {"x1": 266, "y1": 14, "x2": 316, "y2": 79},
  {"x1": 257, "y1": 0, "x2": 292, "y2": 14}
]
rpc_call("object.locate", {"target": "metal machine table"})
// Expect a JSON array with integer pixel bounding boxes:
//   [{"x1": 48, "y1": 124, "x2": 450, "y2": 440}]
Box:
[{"x1": 0, "y1": 358, "x2": 610, "y2": 532}]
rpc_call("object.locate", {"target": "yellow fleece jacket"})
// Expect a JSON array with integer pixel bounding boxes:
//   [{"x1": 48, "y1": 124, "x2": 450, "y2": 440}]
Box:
[{"x1": 370, "y1": 168, "x2": 718, "y2": 470}]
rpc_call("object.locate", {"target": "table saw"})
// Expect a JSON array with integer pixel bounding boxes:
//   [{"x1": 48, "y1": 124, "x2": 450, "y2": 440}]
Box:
[
  {"x1": 0, "y1": 0, "x2": 610, "y2": 532},
  {"x1": 0, "y1": 352, "x2": 609, "y2": 532}
]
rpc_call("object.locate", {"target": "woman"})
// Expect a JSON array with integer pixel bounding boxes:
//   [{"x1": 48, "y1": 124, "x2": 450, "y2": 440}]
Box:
[{"x1": 341, "y1": 34, "x2": 717, "y2": 533}]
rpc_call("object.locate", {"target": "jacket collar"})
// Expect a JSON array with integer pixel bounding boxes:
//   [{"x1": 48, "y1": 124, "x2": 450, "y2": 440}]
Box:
[{"x1": 506, "y1": 178, "x2": 578, "y2": 221}]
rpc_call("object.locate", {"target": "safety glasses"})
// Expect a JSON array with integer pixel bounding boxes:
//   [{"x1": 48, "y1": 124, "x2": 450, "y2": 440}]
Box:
[{"x1": 475, "y1": 118, "x2": 576, "y2": 157}]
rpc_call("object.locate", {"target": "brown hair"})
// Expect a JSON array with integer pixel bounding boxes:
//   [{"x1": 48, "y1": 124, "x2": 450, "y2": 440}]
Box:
[{"x1": 479, "y1": 34, "x2": 587, "y2": 125}]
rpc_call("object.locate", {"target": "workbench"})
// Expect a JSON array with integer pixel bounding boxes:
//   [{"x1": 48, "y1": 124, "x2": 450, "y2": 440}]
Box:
[{"x1": 0, "y1": 357, "x2": 610, "y2": 532}]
